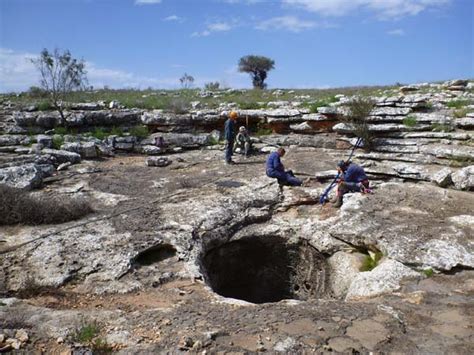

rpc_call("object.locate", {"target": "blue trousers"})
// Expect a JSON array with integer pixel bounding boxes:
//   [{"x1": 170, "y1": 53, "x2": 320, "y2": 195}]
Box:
[
  {"x1": 225, "y1": 140, "x2": 234, "y2": 162},
  {"x1": 268, "y1": 170, "x2": 302, "y2": 186}
]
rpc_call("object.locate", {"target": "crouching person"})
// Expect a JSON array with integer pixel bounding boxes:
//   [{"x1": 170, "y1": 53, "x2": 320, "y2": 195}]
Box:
[
  {"x1": 332, "y1": 160, "x2": 370, "y2": 208},
  {"x1": 234, "y1": 126, "x2": 252, "y2": 157},
  {"x1": 266, "y1": 148, "x2": 302, "y2": 189}
]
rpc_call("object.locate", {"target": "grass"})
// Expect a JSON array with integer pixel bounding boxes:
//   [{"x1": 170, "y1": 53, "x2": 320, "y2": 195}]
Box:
[
  {"x1": 454, "y1": 108, "x2": 469, "y2": 118},
  {"x1": 307, "y1": 96, "x2": 338, "y2": 113},
  {"x1": 129, "y1": 125, "x2": 149, "y2": 138},
  {"x1": 432, "y1": 123, "x2": 454, "y2": 132},
  {"x1": 446, "y1": 99, "x2": 470, "y2": 109},
  {"x1": 403, "y1": 115, "x2": 417, "y2": 127},
  {"x1": 52, "y1": 135, "x2": 64, "y2": 149},
  {"x1": 92, "y1": 127, "x2": 107, "y2": 140},
  {"x1": 72, "y1": 321, "x2": 113, "y2": 354},
  {"x1": 422, "y1": 268, "x2": 434, "y2": 277},
  {"x1": 110, "y1": 126, "x2": 124, "y2": 137},
  {"x1": 0, "y1": 185, "x2": 93, "y2": 225},
  {"x1": 54, "y1": 126, "x2": 68, "y2": 135},
  {"x1": 359, "y1": 251, "x2": 383, "y2": 272}
]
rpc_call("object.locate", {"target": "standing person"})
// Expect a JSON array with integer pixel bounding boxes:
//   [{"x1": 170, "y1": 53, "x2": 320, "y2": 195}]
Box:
[
  {"x1": 332, "y1": 160, "x2": 370, "y2": 208},
  {"x1": 266, "y1": 148, "x2": 302, "y2": 187},
  {"x1": 234, "y1": 126, "x2": 252, "y2": 157},
  {"x1": 224, "y1": 111, "x2": 238, "y2": 164}
]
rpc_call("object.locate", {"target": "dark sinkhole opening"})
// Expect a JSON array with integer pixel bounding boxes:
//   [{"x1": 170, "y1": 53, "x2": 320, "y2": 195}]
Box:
[
  {"x1": 201, "y1": 236, "x2": 329, "y2": 304},
  {"x1": 133, "y1": 244, "x2": 177, "y2": 267}
]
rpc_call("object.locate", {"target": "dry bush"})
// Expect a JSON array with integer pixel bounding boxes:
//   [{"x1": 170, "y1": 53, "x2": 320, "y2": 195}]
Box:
[
  {"x1": 342, "y1": 96, "x2": 376, "y2": 151},
  {"x1": 0, "y1": 185, "x2": 93, "y2": 226}
]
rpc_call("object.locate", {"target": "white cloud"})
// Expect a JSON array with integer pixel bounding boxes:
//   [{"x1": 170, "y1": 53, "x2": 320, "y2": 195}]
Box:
[
  {"x1": 163, "y1": 15, "x2": 184, "y2": 22},
  {"x1": 282, "y1": 0, "x2": 451, "y2": 19},
  {"x1": 256, "y1": 16, "x2": 317, "y2": 32},
  {"x1": 0, "y1": 48, "x2": 185, "y2": 92},
  {"x1": 387, "y1": 28, "x2": 406, "y2": 35},
  {"x1": 135, "y1": 0, "x2": 162, "y2": 5},
  {"x1": 192, "y1": 21, "x2": 234, "y2": 37}
]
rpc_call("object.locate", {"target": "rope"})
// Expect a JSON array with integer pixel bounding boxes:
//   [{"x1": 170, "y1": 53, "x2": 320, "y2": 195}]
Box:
[{"x1": 319, "y1": 137, "x2": 362, "y2": 204}]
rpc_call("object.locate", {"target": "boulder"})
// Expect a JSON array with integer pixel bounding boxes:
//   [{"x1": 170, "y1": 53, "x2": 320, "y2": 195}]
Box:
[
  {"x1": 0, "y1": 135, "x2": 28, "y2": 146},
  {"x1": 0, "y1": 163, "x2": 43, "y2": 190},
  {"x1": 36, "y1": 134, "x2": 53, "y2": 148},
  {"x1": 371, "y1": 107, "x2": 412, "y2": 116},
  {"x1": 454, "y1": 117, "x2": 474, "y2": 129},
  {"x1": 345, "y1": 259, "x2": 420, "y2": 300},
  {"x1": 41, "y1": 149, "x2": 81, "y2": 165},
  {"x1": 431, "y1": 167, "x2": 453, "y2": 188},
  {"x1": 146, "y1": 157, "x2": 172, "y2": 167},
  {"x1": 451, "y1": 165, "x2": 474, "y2": 190},
  {"x1": 140, "y1": 145, "x2": 162, "y2": 155}
]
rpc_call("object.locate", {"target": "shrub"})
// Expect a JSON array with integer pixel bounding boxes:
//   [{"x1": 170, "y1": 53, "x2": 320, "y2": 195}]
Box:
[
  {"x1": 37, "y1": 101, "x2": 52, "y2": 111},
  {"x1": 0, "y1": 185, "x2": 93, "y2": 226},
  {"x1": 110, "y1": 126, "x2": 124, "y2": 137},
  {"x1": 446, "y1": 100, "x2": 469, "y2": 109},
  {"x1": 129, "y1": 125, "x2": 149, "y2": 138},
  {"x1": 454, "y1": 108, "x2": 469, "y2": 118},
  {"x1": 422, "y1": 268, "x2": 434, "y2": 277},
  {"x1": 403, "y1": 115, "x2": 417, "y2": 127},
  {"x1": 73, "y1": 321, "x2": 101, "y2": 343},
  {"x1": 54, "y1": 127, "x2": 68, "y2": 135},
  {"x1": 342, "y1": 96, "x2": 376, "y2": 151},
  {"x1": 359, "y1": 251, "x2": 383, "y2": 272},
  {"x1": 239, "y1": 101, "x2": 263, "y2": 110},
  {"x1": 205, "y1": 81, "x2": 220, "y2": 91},
  {"x1": 28, "y1": 86, "x2": 48, "y2": 98},
  {"x1": 308, "y1": 97, "x2": 338, "y2": 113},
  {"x1": 52, "y1": 135, "x2": 65, "y2": 150},
  {"x1": 92, "y1": 127, "x2": 107, "y2": 140}
]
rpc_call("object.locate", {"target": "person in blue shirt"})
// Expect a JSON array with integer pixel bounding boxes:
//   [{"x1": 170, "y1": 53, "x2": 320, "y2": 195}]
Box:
[
  {"x1": 332, "y1": 160, "x2": 370, "y2": 207},
  {"x1": 224, "y1": 111, "x2": 238, "y2": 164},
  {"x1": 266, "y1": 148, "x2": 302, "y2": 187}
]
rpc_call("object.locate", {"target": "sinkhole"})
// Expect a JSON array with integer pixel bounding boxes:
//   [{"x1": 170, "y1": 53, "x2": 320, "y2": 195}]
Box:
[
  {"x1": 133, "y1": 244, "x2": 177, "y2": 267},
  {"x1": 201, "y1": 236, "x2": 329, "y2": 304}
]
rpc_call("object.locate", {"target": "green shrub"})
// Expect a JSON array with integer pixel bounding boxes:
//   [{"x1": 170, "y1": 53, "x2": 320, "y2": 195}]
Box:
[
  {"x1": 308, "y1": 96, "x2": 338, "y2": 113},
  {"x1": 110, "y1": 126, "x2": 124, "y2": 137},
  {"x1": 254, "y1": 126, "x2": 273, "y2": 136},
  {"x1": 0, "y1": 185, "x2": 93, "y2": 226},
  {"x1": 92, "y1": 127, "x2": 107, "y2": 140},
  {"x1": 37, "y1": 101, "x2": 52, "y2": 111},
  {"x1": 359, "y1": 251, "x2": 383, "y2": 272},
  {"x1": 239, "y1": 101, "x2": 264, "y2": 110},
  {"x1": 129, "y1": 125, "x2": 149, "y2": 138},
  {"x1": 54, "y1": 127, "x2": 68, "y2": 135},
  {"x1": 422, "y1": 268, "x2": 434, "y2": 277},
  {"x1": 446, "y1": 100, "x2": 469, "y2": 109},
  {"x1": 403, "y1": 115, "x2": 417, "y2": 127},
  {"x1": 342, "y1": 96, "x2": 376, "y2": 151},
  {"x1": 454, "y1": 108, "x2": 469, "y2": 118},
  {"x1": 73, "y1": 322, "x2": 101, "y2": 343},
  {"x1": 52, "y1": 135, "x2": 64, "y2": 150}
]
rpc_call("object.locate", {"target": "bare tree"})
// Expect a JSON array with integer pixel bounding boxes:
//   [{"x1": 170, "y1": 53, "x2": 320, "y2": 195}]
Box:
[
  {"x1": 179, "y1": 73, "x2": 194, "y2": 89},
  {"x1": 238, "y1": 55, "x2": 275, "y2": 89},
  {"x1": 343, "y1": 96, "x2": 376, "y2": 151},
  {"x1": 31, "y1": 48, "x2": 88, "y2": 126}
]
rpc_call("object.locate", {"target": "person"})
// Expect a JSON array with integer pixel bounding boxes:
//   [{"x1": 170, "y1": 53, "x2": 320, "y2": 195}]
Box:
[
  {"x1": 234, "y1": 126, "x2": 252, "y2": 157},
  {"x1": 266, "y1": 147, "x2": 302, "y2": 187},
  {"x1": 332, "y1": 160, "x2": 370, "y2": 208},
  {"x1": 224, "y1": 111, "x2": 238, "y2": 164}
]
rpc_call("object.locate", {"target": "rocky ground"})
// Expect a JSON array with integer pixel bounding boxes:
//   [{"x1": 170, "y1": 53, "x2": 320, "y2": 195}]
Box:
[
  {"x1": 0, "y1": 80, "x2": 473, "y2": 353},
  {"x1": 1, "y1": 147, "x2": 473, "y2": 354}
]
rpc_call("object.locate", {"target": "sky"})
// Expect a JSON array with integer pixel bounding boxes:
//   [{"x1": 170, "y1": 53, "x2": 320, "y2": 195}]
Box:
[{"x1": 0, "y1": 0, "x2": 472, "y2": 92}]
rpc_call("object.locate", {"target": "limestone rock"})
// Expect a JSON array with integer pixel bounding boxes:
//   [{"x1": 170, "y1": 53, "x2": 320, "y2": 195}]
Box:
[
  {"x1": 454, "y1": 117, "x2": 474, "y2": 129},
  {"x1": 328, "y1": 251, "x2": 366, "y2": 298},
  {"x1": 140, "y1": 145, "x2": 162, "y2": 155},
  {"x1": 451, "y1": 165, "x2": 474, "y2": 190},
  {"x1": 371, "y1": 107, "x2": 412, "y2": 116},
  {"x1": 147, "y1": 157, "x2": 172, "y2": 167},
  {"x1": 0, "y1": 163, "x2": 43, "y2": 190},
  {"x1": 36, "y1": 134, "x2": 53, "y2": 148},
  {"x1": 0, "y1": 135, "x2": 28, "y2": 146},
  {"x1": 345, "y1": 259, "x2": 419, "y2": 300},
  {"x1": 431, "y1": 167, "x2": 453, "y2": 187},
  {"x1": 41, "y1": 149, "x2": 81, "y2": 165}
]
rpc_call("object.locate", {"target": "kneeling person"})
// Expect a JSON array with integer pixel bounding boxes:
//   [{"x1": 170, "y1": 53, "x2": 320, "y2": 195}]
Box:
[
  {"x1": 234, "y1": 126, "x2": 252, "y2": 157},
  {"x1": 266, "y1": 148, "x2": 302, "y2": 187},
  {"x1": 333, "y1": 160, "x2": 370, "y2": 207}
]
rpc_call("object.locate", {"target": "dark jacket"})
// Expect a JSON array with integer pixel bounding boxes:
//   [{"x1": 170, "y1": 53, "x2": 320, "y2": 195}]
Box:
[
  {"x1": 343, "y1": 163, "x2": 368, "y2": 183},
  {"x1": 266, "y1": 151, "x2": 286, "y2": 179},
  {"x1": 224, "y1": 119, "x2": 235, "y2": 141}
]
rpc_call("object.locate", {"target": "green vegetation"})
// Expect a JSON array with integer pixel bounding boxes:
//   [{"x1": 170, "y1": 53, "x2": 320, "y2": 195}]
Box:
[
  {"x1": 92, "y1": 127, "x2": 107, "y2": 140},
  {"x1": 403, "y1": 115, "x2": 417, "y2": 127},
  {"x1": 343, "y1": 96, "x2": 376, "y2": 151},
  {"x1": 254, "y1": 126, "x2": 273, "y2": 137},
  {"x1": 360, "y1": 251, "x2": 383, "y2": 272},
  {"x1": 129, "y1": 125, "x2": 149, "y2": 138},
  {"x1": 307, "y1": 96, "x2": 338, "y2": 113},
  {"x1": 422, "y1": 268, "x2": 434, "y2": 277},
  {"x1": 238, "y1": 55, "x2": 275, "y2": 89},
  {"x1": 72, "y1": 321, "x2": 113, "y2": 353},
  {"x1": 110, "y1": 126, "x2": 124, "y2": 137},
  {"x1": 431, "y1": 123, "x2": 454, "y2": 132},
  {"x1": 37, "y1": 101, "x2": 52, "y2": 111},
  {"x1": 454, "y1": 108, "x2": 469, "y2": 118},
  {"x1": 446, "y1": 99, "x2": 470, "y2": 109},
  {"x1": 52, "y1": 135, "x2": 64, "y2": 149}
]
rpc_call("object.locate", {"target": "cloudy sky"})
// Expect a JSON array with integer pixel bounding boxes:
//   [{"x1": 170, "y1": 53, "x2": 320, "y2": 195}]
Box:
[{"x1": 0, "y1": 0, "x2": 472, "y2": 92}]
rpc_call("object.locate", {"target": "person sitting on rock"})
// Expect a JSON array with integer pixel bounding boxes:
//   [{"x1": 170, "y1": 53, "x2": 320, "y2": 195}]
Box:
[
  {"x1": 266, "y1": 148, "x2": 302, "y2": 188},
  {"x1": 332, "y1": 160, "x2": 370, "y2": 208},
  {"x1": 233, "y1": 126, "x2": 252, "y2": 157}
]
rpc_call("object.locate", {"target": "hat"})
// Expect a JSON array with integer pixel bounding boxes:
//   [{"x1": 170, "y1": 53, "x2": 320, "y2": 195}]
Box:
[
  {"x1": 239, "y1": 126, "x2": 246, "y2": 132},
  {"x1": 337, "y1": 160, "x2": 347, "y2": 169},
  {"x1": 229, "y1": 111, "x2": 238, "y2": 119}
]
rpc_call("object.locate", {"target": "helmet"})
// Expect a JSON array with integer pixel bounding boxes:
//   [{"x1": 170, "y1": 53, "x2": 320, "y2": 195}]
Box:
[
  {"x1": 229, "y1": 111, "x2": 238, "y2": 119},
  {"x1": 239, "y1": 126, "x2": 246, "y2": 132},
  {"x1": 337, "y1": 160, "x2": 347, "y2": 169}
]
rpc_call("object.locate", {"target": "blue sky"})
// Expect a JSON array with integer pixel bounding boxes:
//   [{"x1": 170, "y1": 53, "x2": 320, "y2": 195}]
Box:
[{"x1": 0, "y1": 0, "x2": 472, "y2": 92}]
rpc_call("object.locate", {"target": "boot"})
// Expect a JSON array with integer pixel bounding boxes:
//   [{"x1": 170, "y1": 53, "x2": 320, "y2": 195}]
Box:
[{"x1": 332, "y1": 195, "x2": 343, "y2": 208}]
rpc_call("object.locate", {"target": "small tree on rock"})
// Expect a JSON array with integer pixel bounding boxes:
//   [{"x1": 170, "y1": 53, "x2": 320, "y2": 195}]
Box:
[
  {"x1": 179, "y1": 73, "x2": 195, "y2": 89},
  {"x1": 343, "y1": 96, "x2": 376, "y2": 151},
  {"x1": 238, "y1": 55, "x2": 275, "y2": 89},
  {"x1": 31, "y1": 48, "x2": 88, "y2": 126}
]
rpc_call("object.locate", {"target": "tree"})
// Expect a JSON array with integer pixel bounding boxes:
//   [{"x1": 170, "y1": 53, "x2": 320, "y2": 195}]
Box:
[
  {"x1": 179, "y1": 73, "x2": 194, "y2": 89},
  {"x1": 238, "y1": 55, "x2": 275, "y2": 89},
  {"x1": 31, "y1": 48, "x2": 88, "y2": 126},
  {"x1": 343, "y1": 96, "x2": 376, "y2": 151}
]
